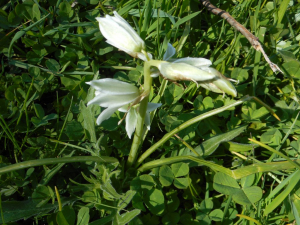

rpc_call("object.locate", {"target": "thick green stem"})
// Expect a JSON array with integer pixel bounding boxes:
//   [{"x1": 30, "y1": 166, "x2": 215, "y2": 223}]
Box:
[
  {"x1": 0, "y1": 156, "x2": 118, "y2": 175},
  {"x1": 126, "y1": 60, "x2": 163, "y2": 168}
]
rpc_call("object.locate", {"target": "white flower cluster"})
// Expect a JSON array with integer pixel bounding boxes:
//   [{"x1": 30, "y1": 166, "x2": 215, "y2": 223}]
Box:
[{"x1": 87, "y1": 11, "x2": 237, "y2": 138}]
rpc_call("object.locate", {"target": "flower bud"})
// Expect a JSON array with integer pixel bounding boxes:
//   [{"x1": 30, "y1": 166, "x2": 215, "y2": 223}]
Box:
[{"x1": 199, "y1": 67, "x2": 237, "y2": 97}]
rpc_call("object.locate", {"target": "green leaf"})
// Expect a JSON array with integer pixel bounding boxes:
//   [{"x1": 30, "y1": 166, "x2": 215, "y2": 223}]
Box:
[
  {"x1": 145, "y1": 189, "x2": 165, "y2": 215},
  {"x1": 165, "y1": 191, "x2": 180, "y2": 212},
  {"x1": 159, "y1": 165, "x2": 174, "y2": 187},
  {"x1": 199, "y1": 199, "x2": 213, "y2": 214},
  {"x1": 164, "y1": 83, "x2": 184, "y2": 105},
  {"x1": 118, "y1": 190, "x2": 136, "y2": 211},
  {"x1": 260, "y1": 128, "x2": 282, "y2": 145},
  {"x1": 224, "y1": 141, "x2": 258, "y2": 152},
  {"x1": 213, "y1": 172, "x2": 262, "y2": 206},
  {"x1": 65, "y1": 121, "x2": 84, "y2": 140},
  {"x1": 282, "y1": 60, "x2": 300, "y2": 80},
  {"x1": 34, "y1": 103, "x2": 45, "y2": 119},
  {"x1": 132, "y1": 192, "x2": 146, "y2": 212},
  {"x1": 162, "y1": 212, "x2": 180, "y2": 225},
  {"x1": 173, "y1": 177, "x2": 190, "y2": 189},
  {"x1": 113, "y1": 209, "x2": 141, "y2": 225},
  {"x1": 231, "y1": 68, "x2": 249, "y2": 83},
  {"x1": 171, "y1": 163, "x2": 189, "y2": 177},
  {"x1": 79, "y1": 101, "x2": 96, "y2": 143},
  {"x1": 195, "y1": 125, "x2": 247, "y2": 156},
  {"x1": 76, "y1": 207, "x2": 90, "y2": 225},
  {"x1": 31, "y1": 113, "x2": 58, "y2": 128},
  {"x1": 100, "y1": 181, "x2": 123, "y2": 200},
  {"x1": 130, "y1": 175, "x2": 155, "y2": 192},
  {"x1": 46, "y1": 59, "x2": 61, "y2": 72},
  {"x1": 277, "y1": 0, "x2": 290, "y2": 24},
  {"x1": 0, "y1": 199, "x2": 72, "y2": 223},
  {"x1": 209, "y1": 209, "x2": 223, "y2": 222},
  {"x1": 172, "y1": 11, "x2": 200, "y2": 29},
  {"x1": 265, "y1": 170, "x2": 300, "y2": 215},
  {"x1": 242, "y1": 186, "x2": 263, "y2": 205},
  {"x1": 56, "y1": 206, "x2": 76, "y2": 225},
  {"x1": 8, "y1": 13, "x2": 50, "y2": 58},
  {"x1": 32, "y1": 185, "x2": 52, "y2": 207},
  {"x1": 241, "y1": 174, "x2": 255, "y2": 188},
  {"x1": 32, "y1": 3, "x2": 40, "y2": 21}
]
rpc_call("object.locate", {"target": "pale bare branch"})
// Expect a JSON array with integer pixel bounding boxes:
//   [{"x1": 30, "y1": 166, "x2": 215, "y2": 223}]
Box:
[{"x1": 200, "y1": 0, "x2": 283, "y2": 74}]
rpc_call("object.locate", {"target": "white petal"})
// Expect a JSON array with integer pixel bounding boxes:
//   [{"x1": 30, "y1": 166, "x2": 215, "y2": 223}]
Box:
[
  {"x1": 87, "y1": 92, "x2": 139, "y2": 108},
  {"x1": 145, "y1": 112, "x2": 151, "y2": 130},
  {"x1": 87, "y1": 79, "x2": 140, "y2": 95},
  {"x1": 144, "y1": 103, "x2": 162, "y2": 130},
  {"x1": 106, "y1": 40, "x2": 139, "y2": 58},
  {"x1": 163, "y1": 43, "x2": 176, "y2": 61},
  {"x1": 137, "y1": 52, "x2": 153, "y2": 61},
  {"x1": 199, "y1": 82, "x2": 222, "y2": 93},
  {"x1": 150, "y1": 67, "x2": 160, "y2": 78},
  {"x1": 173, "y1": 57, "x2": 212, "y2": 68},
  {"x1": 213, "y1": 78, "x2": 237, "y2": 97},
  {"x1": 146, "y1": 103, "x2": 162, "y2": 112},
  {"x1": 158, "y1": 62, "x2": 216, "y2": 81},
  {"x1": 150, "y1": 72, "x2": 160, "y2": 78},
  {"x1": 125, "y1": 107, "x2": 138, "y2": 139},
  {"x1": 199, "y1": 67, "x2": 237, "y2": 97},
  {"x1": 97, "y1": 17, "x2": 141, "y2": 53},
  {"x1": 118, "y1": 104, "x2": 131, "y2": 112},
  {"x1": 96, "y1": 106, "x2": 119, "y2": 125},
  {"x1": 112, "y1": 11, "x2": 145, "y2": 49}
]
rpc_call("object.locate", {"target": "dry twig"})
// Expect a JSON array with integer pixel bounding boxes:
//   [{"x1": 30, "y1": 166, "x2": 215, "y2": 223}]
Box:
[{"x1": 200, "y1": 0, "x2": 283, "y2": 74}]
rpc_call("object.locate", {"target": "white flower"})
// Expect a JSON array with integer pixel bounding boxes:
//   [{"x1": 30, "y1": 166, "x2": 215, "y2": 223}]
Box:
[
  {"x1": 96, "y1": 11, "x2": 151, "y2": 61},
  {"x1": 159, "y1": 43, "x2": 237, "y2": 97},
  {"x1": 86, "y1": 78, "x2": 161, "y2": 138},
  {"x1": 158, "y1": 62, "x2": 216, "y2": 82},
  {"x1": 87, "y1": 79, "x2": 141, "y2": 125},
  {"x1": 119, "y1": 102, "x2": 162, "y2": 139},
  {"x1": 154, "y1": 43, "x2": 215, "y2": 82}
]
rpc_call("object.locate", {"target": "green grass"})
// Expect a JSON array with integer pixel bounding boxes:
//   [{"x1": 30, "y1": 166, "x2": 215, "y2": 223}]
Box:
[{"x1": 0, "y1": 0, "x2": 300, "y2": 224}]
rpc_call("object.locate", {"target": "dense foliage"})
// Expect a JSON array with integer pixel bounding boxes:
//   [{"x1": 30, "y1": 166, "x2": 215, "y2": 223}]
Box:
[{"x1": 1, "y1": 0, "x2": 300, "y2": 224}]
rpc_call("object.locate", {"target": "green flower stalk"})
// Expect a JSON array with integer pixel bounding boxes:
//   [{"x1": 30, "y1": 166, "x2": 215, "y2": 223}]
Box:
[{"x1": 126, "y1": 60, "x2": 163, "y2": 168}]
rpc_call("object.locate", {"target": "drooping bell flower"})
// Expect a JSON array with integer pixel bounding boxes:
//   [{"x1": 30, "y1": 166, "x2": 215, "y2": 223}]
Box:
[{"x1": 96, "y1": 11, "x2": 152, "y2": 61}]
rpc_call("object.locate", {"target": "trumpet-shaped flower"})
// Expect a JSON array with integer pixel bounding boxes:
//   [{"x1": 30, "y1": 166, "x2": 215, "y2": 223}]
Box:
[
  {"x1": 155, "y1": 43, "x2": 215, "y2": 82},
  {"x1": 158, "y1": 62, "x2": 216, "y2": 82},
  {"x1": 87, "y1": 79, "x2": 141, "y2": 126},
  {"x1": 86, "y1": 79, "x2": 161, "y2": 138},
  {"x1": 158, "y1": 43, "x2": 237, "y2": 97},
  {"x1": 96, "y1": 11, "x2": 151, "y2": 61}
]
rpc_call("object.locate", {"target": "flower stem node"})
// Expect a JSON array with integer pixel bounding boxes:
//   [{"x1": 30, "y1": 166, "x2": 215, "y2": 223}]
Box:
[{"x1": 96, "y1": 11, "x2": 152, "y2": 61}]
